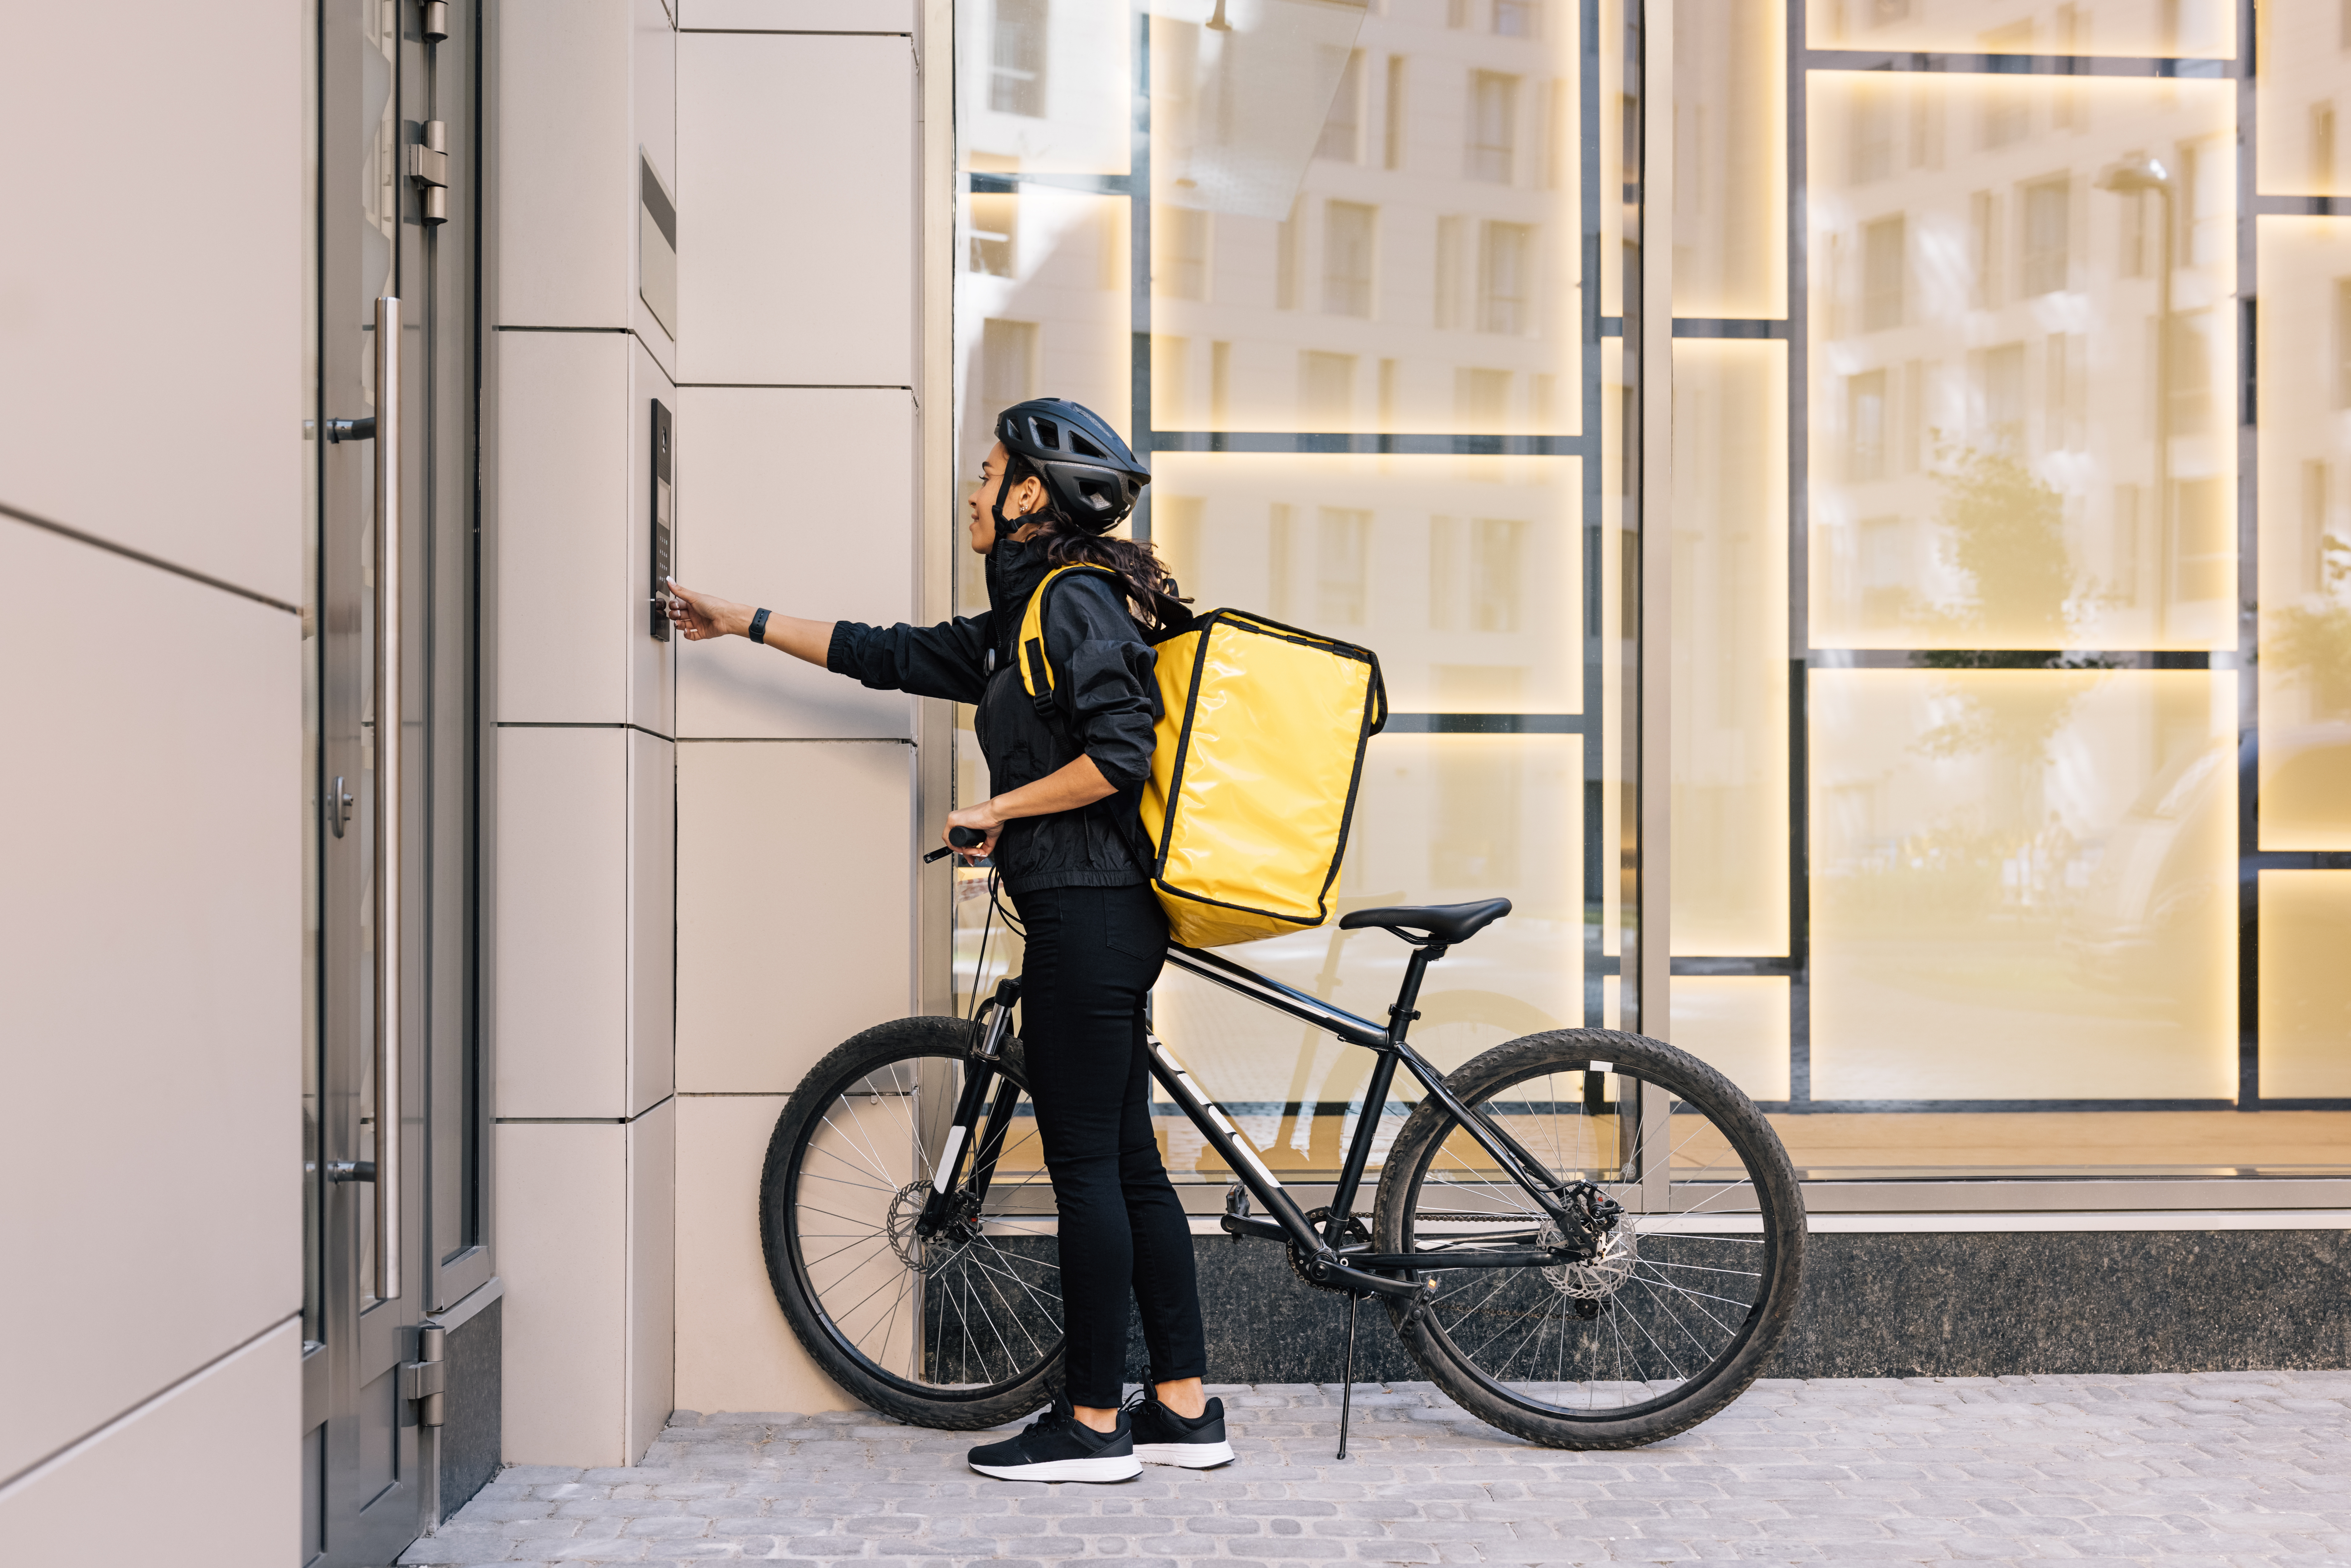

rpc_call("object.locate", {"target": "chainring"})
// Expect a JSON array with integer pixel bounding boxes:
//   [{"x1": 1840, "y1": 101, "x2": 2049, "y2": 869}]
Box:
[{"x1": 1287, "y1": 1206, "x2": 1372, "y2": 1293}]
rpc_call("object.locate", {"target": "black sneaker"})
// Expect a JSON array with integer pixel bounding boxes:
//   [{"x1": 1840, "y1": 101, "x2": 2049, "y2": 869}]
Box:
[
  {"x1": 966, "y1": 1401, "x2": 1141, "y2": 1483},
  {"x1": 1125, "y1": 1393, "x2": 1235, "y2": 1468}
]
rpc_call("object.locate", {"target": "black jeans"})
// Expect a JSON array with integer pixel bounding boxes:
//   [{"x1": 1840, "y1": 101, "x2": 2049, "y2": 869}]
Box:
[{"x1": 1010, "y1": 881, "x2": 1206, "y2": 1408}]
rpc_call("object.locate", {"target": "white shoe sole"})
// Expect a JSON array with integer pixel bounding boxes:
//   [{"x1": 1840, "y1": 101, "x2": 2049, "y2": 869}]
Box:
[
  {"x1": 968, "y1": 1454, "x2": 1142, "y2": 1483},
  {"x1": 1135, "y1": 1440, "x2": 1236, "y2": 1469}
]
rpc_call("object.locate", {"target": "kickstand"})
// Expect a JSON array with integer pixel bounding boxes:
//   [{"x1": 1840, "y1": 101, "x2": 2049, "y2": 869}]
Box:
[{"x1": 1335, "y1": 1292, "x2": 1361, "y2": 1460}]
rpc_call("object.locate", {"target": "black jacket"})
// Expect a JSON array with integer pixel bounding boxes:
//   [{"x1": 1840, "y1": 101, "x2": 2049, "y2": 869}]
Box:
[{"x1": 826, "y1": 537, "x2": 1161, "y2": 894}]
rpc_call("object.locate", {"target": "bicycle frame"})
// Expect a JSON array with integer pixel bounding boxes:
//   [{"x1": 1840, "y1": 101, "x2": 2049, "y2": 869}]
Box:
[{"x1": 920, "y1": 934, "x2": 1627, "y2": 1301}]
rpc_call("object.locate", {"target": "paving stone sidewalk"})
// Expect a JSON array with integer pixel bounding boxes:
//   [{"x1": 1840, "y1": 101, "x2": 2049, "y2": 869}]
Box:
[{"x1": 402, "y1": 1372, "x2": 2351, "y2": 1567}]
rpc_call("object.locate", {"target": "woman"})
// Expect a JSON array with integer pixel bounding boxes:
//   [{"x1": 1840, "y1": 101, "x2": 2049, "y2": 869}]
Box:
[{"x1": 664, "y1": 399, "x2": 1231, "y2": 1483}]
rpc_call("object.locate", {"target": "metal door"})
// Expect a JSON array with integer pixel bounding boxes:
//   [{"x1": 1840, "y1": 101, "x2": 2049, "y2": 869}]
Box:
[{"x1": 302, "y1": 1, "x2": 482, "y2": 1562}]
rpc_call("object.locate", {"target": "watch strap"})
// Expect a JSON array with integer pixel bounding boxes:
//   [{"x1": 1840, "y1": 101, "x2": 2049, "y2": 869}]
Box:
[{"x1": 748, "y1": 608, "x2": 771, "y2": 646}]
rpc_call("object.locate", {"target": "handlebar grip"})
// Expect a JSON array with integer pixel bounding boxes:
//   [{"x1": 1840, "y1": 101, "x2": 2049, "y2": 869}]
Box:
[{"x1": 948, "y1": 826, "x2": 987, "y2": 849}]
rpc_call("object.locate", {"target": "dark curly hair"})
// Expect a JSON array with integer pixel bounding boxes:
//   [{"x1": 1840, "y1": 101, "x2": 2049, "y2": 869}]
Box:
[{"x1": 1004, "y1": 451, "x2": 1191, "y2": 630}]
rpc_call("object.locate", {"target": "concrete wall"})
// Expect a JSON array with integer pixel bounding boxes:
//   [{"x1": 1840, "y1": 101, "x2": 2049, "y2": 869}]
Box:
[
  {"x1": 669, "y1": 14, "x2": 927, "y2": 1419},
  {"x1": 488, "y1": 0, "x2": 681, "y2": 1470},
  {"x1": 0, "y1": 0, "x2": 305, "y2": 1552},
  {"x1": 488, "y1": 0, "x2": 937, "y2": 1456}
]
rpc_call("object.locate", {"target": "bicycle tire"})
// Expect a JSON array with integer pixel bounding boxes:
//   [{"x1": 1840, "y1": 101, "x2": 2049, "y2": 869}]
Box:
[
  {"x1": 1371, "y1": 1028, "x2": 1806, "y2": 1448},
  {"x1": 759, "y1": 1016, "x2": 1064, "y2": 1429}
]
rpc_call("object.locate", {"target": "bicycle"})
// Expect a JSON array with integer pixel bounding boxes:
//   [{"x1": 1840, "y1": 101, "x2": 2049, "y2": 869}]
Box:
[{"x1": 758, "y1": 853, "x2": 1807, "y2": 1453}]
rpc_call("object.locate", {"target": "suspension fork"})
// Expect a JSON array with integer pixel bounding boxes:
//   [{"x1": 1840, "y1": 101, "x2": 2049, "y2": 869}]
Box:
[{"x1": 914, "y1": 978, "x2": 1021, "y2": 1236}]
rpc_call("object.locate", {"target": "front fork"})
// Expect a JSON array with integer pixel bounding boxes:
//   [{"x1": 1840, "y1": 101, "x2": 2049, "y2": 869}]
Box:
[{"x1": 913, "y1": 979, "x2": 1022, "y2": 1238}]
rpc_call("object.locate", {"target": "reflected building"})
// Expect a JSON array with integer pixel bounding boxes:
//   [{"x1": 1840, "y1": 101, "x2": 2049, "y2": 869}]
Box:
[{"x1": 953, "y1": 0, "x2": 2351, "y2": 1185}]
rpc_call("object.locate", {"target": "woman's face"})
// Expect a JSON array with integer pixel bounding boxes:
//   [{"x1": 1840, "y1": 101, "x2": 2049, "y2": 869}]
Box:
[{"x1": 968, "y1": 442, "x2": 1044, "y2": 555}]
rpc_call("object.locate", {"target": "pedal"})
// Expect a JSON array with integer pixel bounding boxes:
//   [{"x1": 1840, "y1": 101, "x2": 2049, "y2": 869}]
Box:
[{"x1": 1223, "y1": 1181, "x2": 1250, "y2": 1244}]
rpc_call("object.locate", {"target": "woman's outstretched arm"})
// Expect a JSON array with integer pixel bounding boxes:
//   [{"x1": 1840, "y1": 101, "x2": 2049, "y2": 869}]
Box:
[{"x1": 662, "y1": 578, "x2": 833, "y2": 667}]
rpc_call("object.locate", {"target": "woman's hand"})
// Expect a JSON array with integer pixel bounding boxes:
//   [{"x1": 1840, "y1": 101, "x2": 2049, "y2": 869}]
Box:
[
  {"x1": 664, "y1": 578, "x2": 751, "y2": 642},
  {"x1": 944, "y1": 800, "x2": 1006, "y2": 862}
]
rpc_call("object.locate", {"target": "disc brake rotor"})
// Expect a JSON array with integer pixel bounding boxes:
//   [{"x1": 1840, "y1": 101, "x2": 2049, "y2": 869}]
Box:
[{"x1": 1539, "y1": 1213, "x2": 1639, "y2": 1300}]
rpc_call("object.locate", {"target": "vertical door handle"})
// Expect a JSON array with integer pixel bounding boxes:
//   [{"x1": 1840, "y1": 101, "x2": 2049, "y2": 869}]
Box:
[{"x1": 375, "y1": 295, "x2": 403, "y2": 1301}]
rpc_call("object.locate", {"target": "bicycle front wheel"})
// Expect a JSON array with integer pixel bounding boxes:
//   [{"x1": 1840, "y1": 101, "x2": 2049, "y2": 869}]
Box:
[
  {"x1": 1371, "y1": 1028, "x2": 1806, "y2": 1448},
  {"x1": 758, "y1": 1016, "x2": 1064, "y2": 1429}
]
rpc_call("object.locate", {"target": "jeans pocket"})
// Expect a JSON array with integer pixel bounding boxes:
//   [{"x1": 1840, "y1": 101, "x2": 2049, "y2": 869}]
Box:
[{"x1": 1101, "y1": 885, "x2": 1166, "y2": 960}]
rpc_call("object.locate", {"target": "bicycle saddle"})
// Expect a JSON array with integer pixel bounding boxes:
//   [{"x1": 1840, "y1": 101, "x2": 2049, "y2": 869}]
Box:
[{"x1": 1338, "y1": 898, "x2": 1512, "y2": 945}]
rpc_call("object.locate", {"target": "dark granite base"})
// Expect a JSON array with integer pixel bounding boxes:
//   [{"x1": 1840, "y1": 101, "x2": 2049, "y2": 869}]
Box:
[
  {"x1": 439, "y1": 1297, "x2": 502, "y2": 1519},
  {"x1": 1128, "y1": 1227, "x2": 2351, "y2": 1386}
]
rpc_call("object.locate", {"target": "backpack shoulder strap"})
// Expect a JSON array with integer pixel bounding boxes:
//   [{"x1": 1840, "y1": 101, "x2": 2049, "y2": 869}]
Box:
[{"x1": 1016, "y1": 563, "x2": 1123, "y2": 701}]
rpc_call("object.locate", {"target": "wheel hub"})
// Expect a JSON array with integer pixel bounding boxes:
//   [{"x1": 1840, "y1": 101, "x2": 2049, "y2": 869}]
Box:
[{"x1": 1539, "y1": 1213, "x2": 1638, "y2": 1300}]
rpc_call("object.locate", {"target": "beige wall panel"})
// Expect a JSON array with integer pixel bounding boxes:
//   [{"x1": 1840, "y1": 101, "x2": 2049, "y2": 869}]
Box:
[
  {"x1": 496, "y1": 0, "x2": 636, "y2": 330},
  {"x1": 495, "y1": 331, "x2": 635, "y2": 725},
  {"x1": 677, "y1": 742, "x2": 914, "y2": 1093},
  {"x1": 675, "y1": 388, "x2": 918, "y2": 739},
  {"x1": 628, "y1": 1099, "x2": 679, "y2": 1459},
  {"x1": 674, "y1": 1095, "x2": 858, "y2": 1414},
  {"x1": 635, "y1": 0, "x2": 681, "y2": 371},
  {"x1": 0, "y1": 527, "x2": 300, "y2": 1483},
  {"x1": 632, "y1": 732, "x2": 679, "y2": 1115},
  {"x1": 631, "y1": 339, "x2": 681, "y2": 736},
  {"x1": 0, "y1": 1318, "x2": 299, "y2": 1559},
  {"x1": 676, "y1": 34, "x2": 915, "y2": 385},
  {"x1": 498, "y1": 1123, "x2": 629, "y2": 1467},
  {"x1": 496, "y1": 727, "x2": 630, "y2": 1118},
  {"x1": 0, "y1": 4, "x2": 303, "y2": 604}
]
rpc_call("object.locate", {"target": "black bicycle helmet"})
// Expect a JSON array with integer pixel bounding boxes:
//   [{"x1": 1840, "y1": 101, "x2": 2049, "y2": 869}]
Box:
[{"x1": 993, "y1": 398, "x2": 1151, "y2": 535}]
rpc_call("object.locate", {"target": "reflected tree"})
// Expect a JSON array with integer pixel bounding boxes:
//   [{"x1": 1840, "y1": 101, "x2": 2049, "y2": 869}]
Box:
[{"x1": 2267, "y1": 534, "x2": 2351, "y2": 718}]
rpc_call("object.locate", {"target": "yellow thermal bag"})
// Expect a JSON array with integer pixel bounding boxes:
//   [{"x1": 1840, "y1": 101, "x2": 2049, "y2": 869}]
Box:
[{"x1": 1017, "y1": 564, "x2": 1388, "y2": 948}]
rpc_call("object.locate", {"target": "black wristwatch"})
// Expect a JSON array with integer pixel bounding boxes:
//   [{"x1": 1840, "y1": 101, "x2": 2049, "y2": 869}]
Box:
[{"x1": 748, "y1": 608, "x2": 771, "y2": 646}]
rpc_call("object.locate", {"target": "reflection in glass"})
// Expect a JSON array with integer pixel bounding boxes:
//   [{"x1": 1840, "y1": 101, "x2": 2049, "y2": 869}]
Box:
[
  {"x1": 1809, "y1": 73, "x2": 2236, "y2": 650},
  {"x1": 1670, "y1": 341, "x2": 1790, "y2": 956},
  {"x1": 1811, "y1": 669, "x2": 2235, "y2": 1102},
  {"x1": 1805, "y1": 0, "x2": 2235, "y2": 59},
  {"x1": 1670, "y1": 977, "x2": 1792, "y2": 1101},
  {"x1": 1152, "y1": 734, "x2": 1581, "y2": 1182},
  {"x1": 1674, "y1": 0, "x2": 1777, "y2": 322},
  {"x1": 958, "y1": 0, "x2": 1130, "y2": 175},
  {"x1": 2258, "y1": 873, "x2": 2351, "y2": 1098},
  {"x1": 2256, "y1": 218, "x2": 2351, "y2": 849},
  {"x1": 1152, "y1": 0, "x2": 1581, "y2": 434},
  {"x1": 2257, "y1": 0, "x2": 2351, "y2": 196},
  {"x1": 1151, "y1": 452, "x2": 1581, "y2": 713}
]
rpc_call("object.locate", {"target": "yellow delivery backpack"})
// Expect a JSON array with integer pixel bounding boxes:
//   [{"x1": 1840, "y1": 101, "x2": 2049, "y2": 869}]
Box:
[{"x1": 1017, "y1": 564, "x2": 1387, "y2": 948}]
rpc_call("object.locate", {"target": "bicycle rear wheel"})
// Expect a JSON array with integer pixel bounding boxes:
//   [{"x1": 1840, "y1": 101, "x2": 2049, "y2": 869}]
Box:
[
  {"x1": 759, "y1": 1016, "x2": 1063, "y2": 1429},
  {"x1": 1371, "y1": 1028, "x2": 1805, "y2": 1448}
]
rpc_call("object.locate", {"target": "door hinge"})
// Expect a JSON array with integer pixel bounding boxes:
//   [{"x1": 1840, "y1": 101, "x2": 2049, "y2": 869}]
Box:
[
  {"x1": 407, "y1": 121, "x2": 449, "y2": 225},
  {"x1": 421, "y1": 1, "x2": 449, "y2": 42},
  {"x1": 401, "y1": 1323, "x2": 447, "y2": 1426}
]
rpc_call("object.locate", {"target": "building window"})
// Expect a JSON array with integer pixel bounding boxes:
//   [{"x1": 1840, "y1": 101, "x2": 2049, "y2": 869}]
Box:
[
  {"x1": 968, "y1": 194, "x2": 1016, "y2": 277},
  {"x1": 979, "y1": 318, "x2": 1037, "y2": 407},
  {"x1": 2021, "y1": 177, "x2": 2070, "y2": 297},
  {"x1": 1846, "y1": 369, "x2": 1888, "y2": 481},
  {"x1": 988, "y1": 0, "x2": 1047, "y2": 119},
  {"x1": 1157, "y1": 206, "x2": 1209, "y2": 302},
  {"x1": 1974, "y1": 340, "x2": 2026, "y2": 443},
  {"x1": 1384, "y1": 56, "x2": 1407, "y2": 171},
  {"x1": 1323, "y1": 201, "x2": 1376, "y2": 317},
  {"x1": 1301, "y1": 351, "x2": 1356, "y2": 426},
  {"x1": 1458, "y1": 367, "x2": 1511, "y2": 431},
  {"x1": 1316, "y1": 508, "x2": 1372, "y2": 625},
  {"x1": 1851, "y1": 83, "x2": 1896, "y2": 184},
  {"x1": 1434, "y1": 216, "x2": 1465, "y2": 329},
  {"x1": 1862, "y1": 215, "x2": 1905, "y2": 331},
  {"x1": 1467, "y1": 71, "x2": 1519, "y2": 183},
  {"x1": 1479, "y1": 221, "x2": 1535, "y2": 334},
  {"x1": 2334, "y1": 277, "x2": 2351, "y2": 407},
  {"x1": 1471, "y1": 519, "x2": 1527, "y2": 631},
  {"x1": 1969, "y1": 190, "x2": 2000, "y2": 308},
  {"x1": 1495, "y1": 0, "x2": 1542, "y2": 36},
  {"x1": 1318, "y1": 51, "x2": 1364, "y2": 163},
  {"x1": 1275, "y1": 197, "x2": 1300, "y2": 310}
]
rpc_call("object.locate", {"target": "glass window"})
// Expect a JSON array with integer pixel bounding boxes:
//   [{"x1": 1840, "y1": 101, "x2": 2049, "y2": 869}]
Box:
[{"x1": 1806, "y1": 0, "x2": 2236, "y2": 58}]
